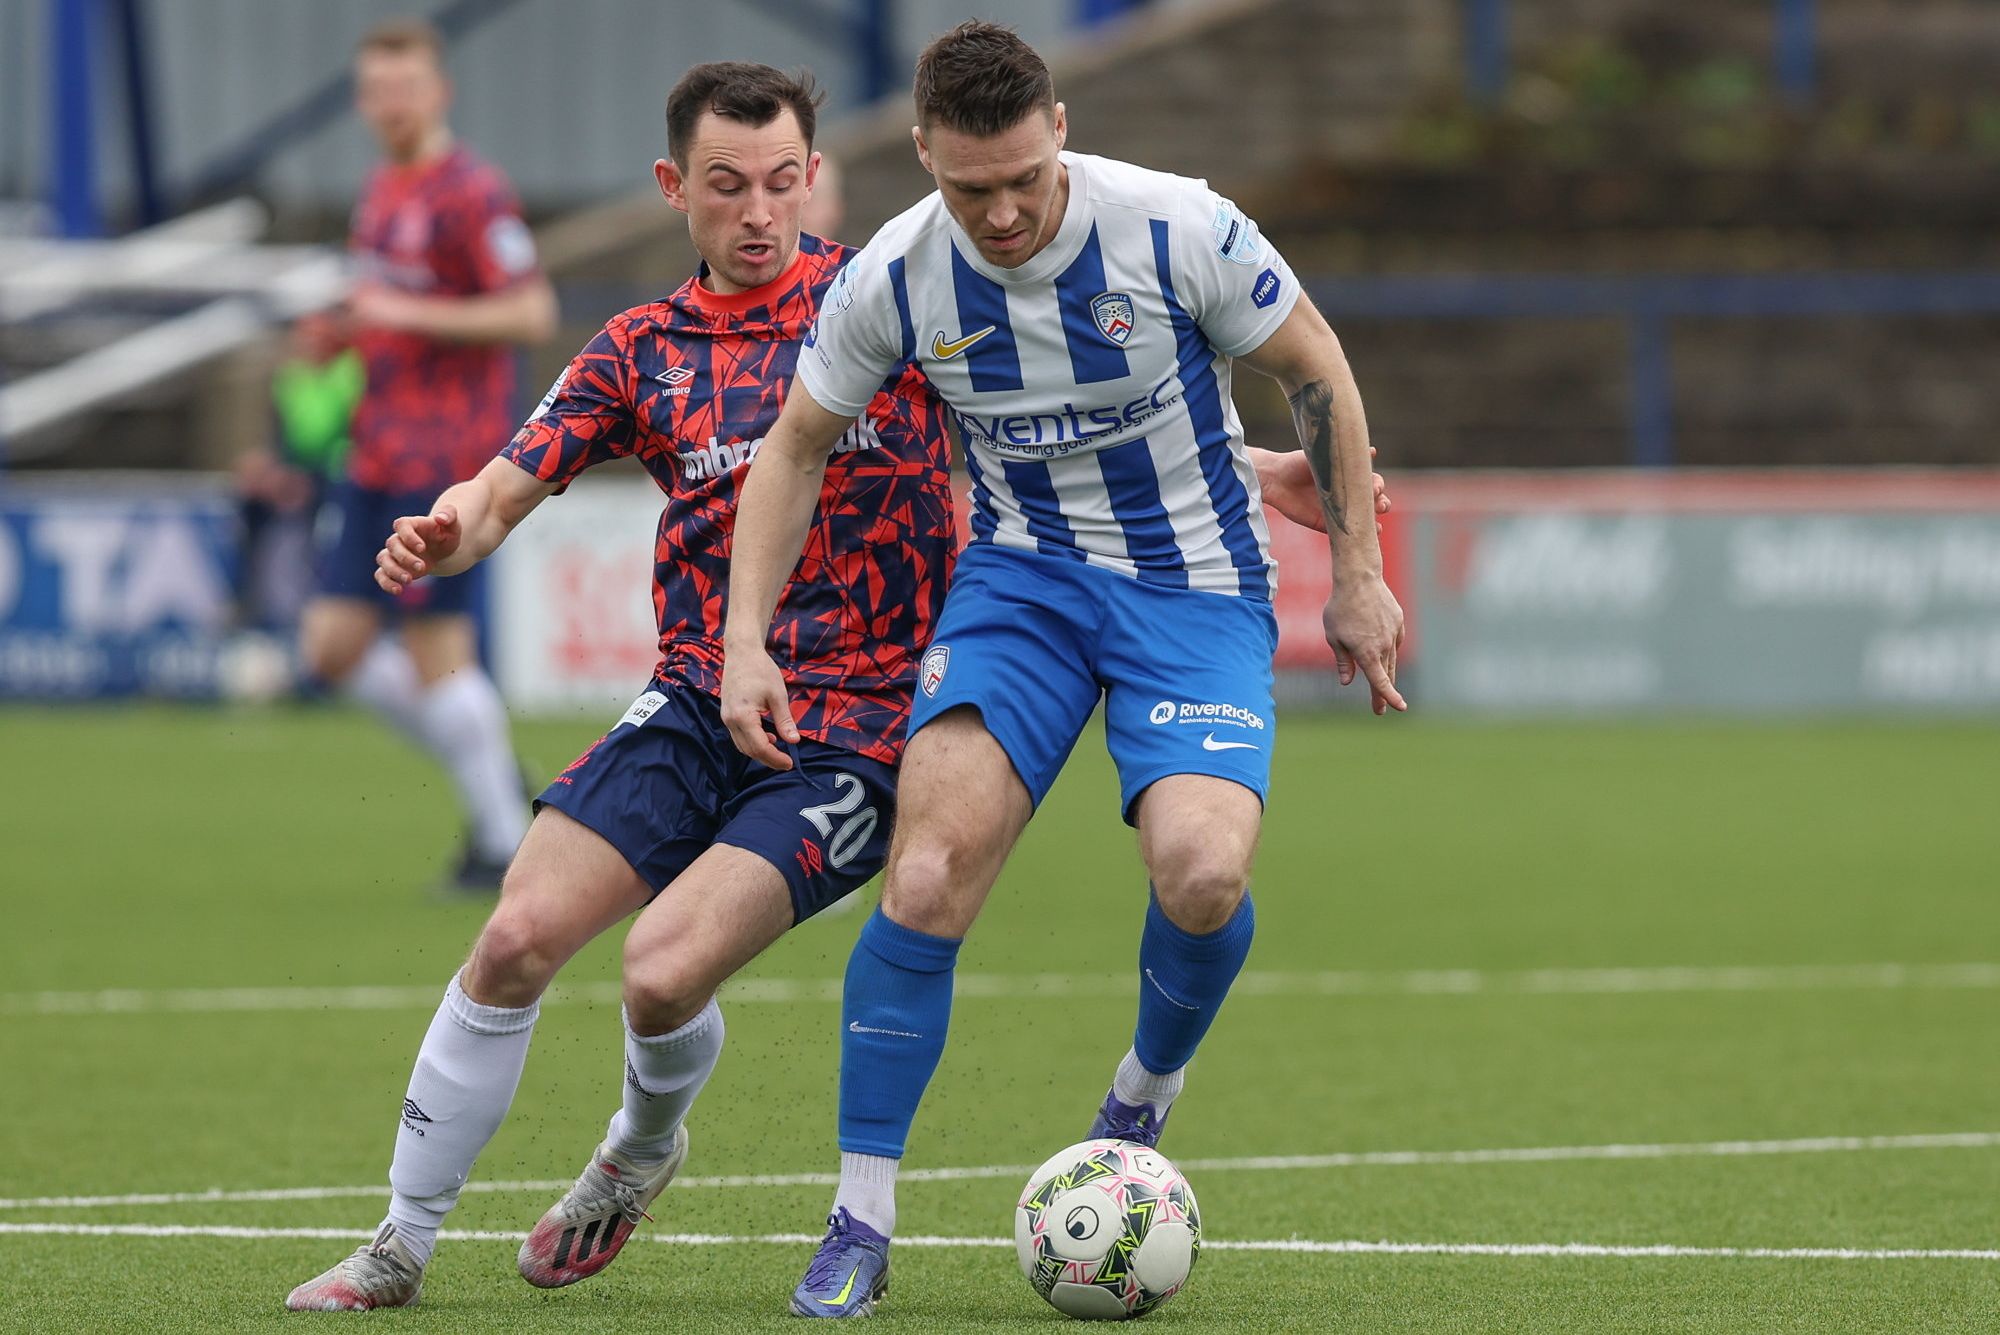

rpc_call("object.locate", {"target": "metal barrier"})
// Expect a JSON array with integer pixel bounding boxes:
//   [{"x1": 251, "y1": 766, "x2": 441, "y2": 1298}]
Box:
[{"x1": 1308, "y1": 270, "x2": 2000, "y2": 468}]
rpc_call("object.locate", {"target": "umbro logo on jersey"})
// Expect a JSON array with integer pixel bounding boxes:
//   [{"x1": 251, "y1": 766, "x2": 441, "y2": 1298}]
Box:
[
  {"x1": 656, "y1": 364, "x2": 696, "y2": 395},
  {"x1": 930, "y1": 326, "x2": 997, "y2": 360}
]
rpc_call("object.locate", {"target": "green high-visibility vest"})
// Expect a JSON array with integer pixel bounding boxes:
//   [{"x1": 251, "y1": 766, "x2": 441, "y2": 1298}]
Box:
[{"x1": 272, "y1": 349, "x2": 364, "y2": 478}]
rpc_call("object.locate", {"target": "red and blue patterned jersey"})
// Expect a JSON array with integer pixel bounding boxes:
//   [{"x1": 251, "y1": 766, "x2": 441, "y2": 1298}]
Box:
[
  {"x1": 347, "y1": 145, "x2": 540, "y2": 494},
  {"x1": 503, "y1": 236, "x2": 955, "y2": 766}
]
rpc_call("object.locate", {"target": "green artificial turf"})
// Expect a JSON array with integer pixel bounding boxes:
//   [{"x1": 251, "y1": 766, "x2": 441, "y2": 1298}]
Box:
[{"x1": 1, "y1": 703, "x2": 1994, "y2": 1332}]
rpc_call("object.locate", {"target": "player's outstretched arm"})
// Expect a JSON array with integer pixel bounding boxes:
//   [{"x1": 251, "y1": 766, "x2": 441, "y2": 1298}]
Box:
[
  {"x1": 375, "y1": 456, "x2": 556, "y2": 594},
  {"x1": 1252, "y1": 444, "x2": 1390, "y2": 536},
  {"x1": 1241, "y1": 296, "x2": 1407, "y2": 714},
  {"x1": 349, "y1": 275, "x2": 557, "y2": 346},
  {"x1": 719, "y1": 385, "x2": 860, "y2": 770}
]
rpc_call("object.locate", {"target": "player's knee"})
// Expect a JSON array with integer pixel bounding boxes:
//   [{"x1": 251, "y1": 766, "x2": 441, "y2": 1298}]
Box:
[
  {"x1": 464, "y1": 902, "x2": 562, "y2": 1005},
  {"x1": 299, "y1": 623, "x2": 366, "y2": 683},
  {"x1": 881, "y1": 837, "x2": 986, "y2": 936},
  {"x1": 1148, "y1": 839, "x2": 1253, "y2": 935},
  {"x1": 620, "y1": 943, "x2": 712, "y2": 1035}
]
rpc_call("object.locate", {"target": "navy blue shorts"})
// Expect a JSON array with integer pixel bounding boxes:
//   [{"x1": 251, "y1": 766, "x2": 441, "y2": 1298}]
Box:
[
  {"x1": 913, "y1": 544, "x2": 1278, "y2": 823},
  {"x1": 313, "y1": 478, "x2": 483, "y2": 616},
  {"x1": 536, "y1": 674, "x2": 898, "y2": 922}
]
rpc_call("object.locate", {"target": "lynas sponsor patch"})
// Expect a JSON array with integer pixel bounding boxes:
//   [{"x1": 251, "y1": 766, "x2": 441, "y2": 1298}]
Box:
[
  {"x1": 1091, "y1": 291, "x2": 1135, "y2": 346},
  {"x1": 1252, "y1": 267, "x2": 1282, "y2": 309},
  {"x1": 920, "y1": 644, "x2": 950, "y2": 697}
]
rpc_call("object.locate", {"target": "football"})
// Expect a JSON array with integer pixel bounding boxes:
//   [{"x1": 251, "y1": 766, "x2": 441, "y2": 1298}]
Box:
[{"x1": 1014, "y1": 1138, "x2": 1201, "y2": 1320}]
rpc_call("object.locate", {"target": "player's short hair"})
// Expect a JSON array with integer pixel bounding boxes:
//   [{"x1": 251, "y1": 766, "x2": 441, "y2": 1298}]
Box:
[
  {"x1": 667, "y1": 63, "x2": 827, "y2": 166},
  {"x1": 913, "y1": 21, "x2": 1054, "y2": 136},
  {"x1": 356, "y1": 17, "x2": 445, "y2": 66}
]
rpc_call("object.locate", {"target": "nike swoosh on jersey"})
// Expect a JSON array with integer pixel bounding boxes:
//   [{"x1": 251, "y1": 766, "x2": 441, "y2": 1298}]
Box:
[
  {"x1": 930, "y1": 326, "x2": 997, "y2": 360},
  {"x1": 1201, "y1": 733, "x2": 1259, "y2": 751}
]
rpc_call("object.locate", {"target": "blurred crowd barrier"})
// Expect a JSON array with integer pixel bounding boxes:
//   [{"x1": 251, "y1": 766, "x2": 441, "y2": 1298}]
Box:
[
  {"x1": 480, "y1": 469, "x2": 2000, "y2": 716},
  {"x1": 1298, "y1": 470, "x2": 2000, "y2": 710},
  {"x1": 9, "y1": 468, "x2": 2000, "y2": 712}
]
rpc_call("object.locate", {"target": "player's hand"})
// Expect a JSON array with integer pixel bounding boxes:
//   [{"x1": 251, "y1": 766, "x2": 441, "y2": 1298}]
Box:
[
  {"x1": 375, "y1": 506, "x2": 462, "y2": 595},
  {"x1": 1256, "y1": 446, "x2": 1390, "y2": 536},
  {"x1": 1324, "y1": 570, "x2": 1407, "y2": 715},
  {"x1": 720, "y1": 645, "x2": 799, "y2": 771}
]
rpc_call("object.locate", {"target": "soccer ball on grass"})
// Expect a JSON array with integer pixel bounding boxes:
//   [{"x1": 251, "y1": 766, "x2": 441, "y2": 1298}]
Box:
[{"x1": 1014, "y1": 1138, "x2": 1200, "y2": 1319}]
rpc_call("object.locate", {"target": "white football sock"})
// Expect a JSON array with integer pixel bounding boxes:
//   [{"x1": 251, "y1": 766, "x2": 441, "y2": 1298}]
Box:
[
  {"x1": 384, "y1": 971, "x2": 539, "y2": 1266},
  {"x1": 1111, "y1": 1046, "x2": 1185, "y2": 1113},
  {"x1": 605, "y1": 1000, "x2": 725, "y2": 1166},
  {"x1": 346, "y1": 638, "x2": 427, "y2": 745},
  {"x1": 832, "y1": 1152, "x2": 898, "y2": 1237},
  {"x1": 415, "y1": 669, "x2": 528, "y2": 863}
]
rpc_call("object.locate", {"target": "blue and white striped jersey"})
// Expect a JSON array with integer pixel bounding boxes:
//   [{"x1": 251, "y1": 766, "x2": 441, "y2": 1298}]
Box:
[{"x1": 798, "y1": 152, "x2": 1299, "y2": 599}]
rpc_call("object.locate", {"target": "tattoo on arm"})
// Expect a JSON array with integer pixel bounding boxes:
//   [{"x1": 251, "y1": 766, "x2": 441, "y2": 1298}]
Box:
[{"x1": 1287, "y1": 378, "x2": 1349, "y2": 536}]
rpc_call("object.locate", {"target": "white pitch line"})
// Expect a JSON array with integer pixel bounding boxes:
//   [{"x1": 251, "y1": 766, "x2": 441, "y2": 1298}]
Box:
[
  {"x1": 5, "y1": 1131, "x2": 1994, "y2": 1213},
  {"x1": 1, "y1": 1222, "x2": 1993, "y2": 1263},
  {"x1": 8, "y1": 962, "x2": 2000, "y2": 1017}
]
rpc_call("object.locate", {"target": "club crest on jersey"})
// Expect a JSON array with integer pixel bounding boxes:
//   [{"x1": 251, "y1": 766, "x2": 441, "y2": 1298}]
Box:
[
  {"x1": 920, "y1": 644, "x2": 950, "y2": 697},
  {"x1": 1090, "y1": 292, "x2": 1135, "y2": 346}
]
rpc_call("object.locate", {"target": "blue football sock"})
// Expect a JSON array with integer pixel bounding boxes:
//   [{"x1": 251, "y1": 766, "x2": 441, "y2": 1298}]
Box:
[
  {"x1": 1133, "y1": 888, "x2": 1255, "y2": 1075},
  {"x1": 837, "y1": 908, "x2": 961, "y2": 1159}
]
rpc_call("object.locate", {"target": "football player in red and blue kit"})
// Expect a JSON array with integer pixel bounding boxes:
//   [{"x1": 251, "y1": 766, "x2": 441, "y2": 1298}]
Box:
[
  {"x1": 285, "y1": 60, "x2": 1374, "y2": 1313},
  {"x1": 298, "y1": 19, "x2": 556, "y2": 894},
  {"x1": 285, "y1": 62, "x2": 941, "y2": 1314}
]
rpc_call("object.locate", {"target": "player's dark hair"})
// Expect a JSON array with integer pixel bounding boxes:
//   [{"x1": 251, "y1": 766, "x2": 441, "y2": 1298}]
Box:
[
  {"x1": 666, "y1": 63, "x2": 827, "y2": 166},
  {"x1": 356, "y1": 17, "x2": 445, "y2": 66},
  {"x1": 913, "y1": 21, "x2": 1054, "y2": 135}
]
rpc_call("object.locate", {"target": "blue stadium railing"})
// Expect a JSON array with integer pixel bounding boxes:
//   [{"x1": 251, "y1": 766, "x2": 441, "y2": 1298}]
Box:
[
  {"x1": 546, "y1": 268, "x2": 2000, "y2": 470},
  {"x1": 1308, "y1": 269, "x2": 2000, "y2": 467}
]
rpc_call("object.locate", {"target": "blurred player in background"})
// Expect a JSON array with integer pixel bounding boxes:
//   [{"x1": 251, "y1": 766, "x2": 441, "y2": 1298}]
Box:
[
  {"x1": 232, "y1": 314, "x2": 361, "y2": 637},
  {"x1": 280, "y1": 55, "x2": 1367, "y2": 1313},
  {"x1": 720, "y1": 22, "x2": 1403, "y2": 1317},
  {"x1": 299, "y1": 18, "x2": 556, "y2": 892}
]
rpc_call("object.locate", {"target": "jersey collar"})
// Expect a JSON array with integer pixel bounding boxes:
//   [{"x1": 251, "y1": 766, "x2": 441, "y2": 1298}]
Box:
[
  {"x1": 688, "y1": 243, "x2": 813, "y2": 317},
  {"x1": 949, "y1": 152, "x2": 1092, "y2": 287}
]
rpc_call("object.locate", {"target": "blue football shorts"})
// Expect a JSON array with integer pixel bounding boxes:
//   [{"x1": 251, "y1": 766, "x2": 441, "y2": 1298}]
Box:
[
  {"x1": 911, "y1": 543, "x2": 1279, "y2": 823},
  {"x1": 313, "y1": 477, "x2": 483, "y2": 616},
  {"x1": 536, "y1": 672, "x2": 897, "y2": 922}
]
